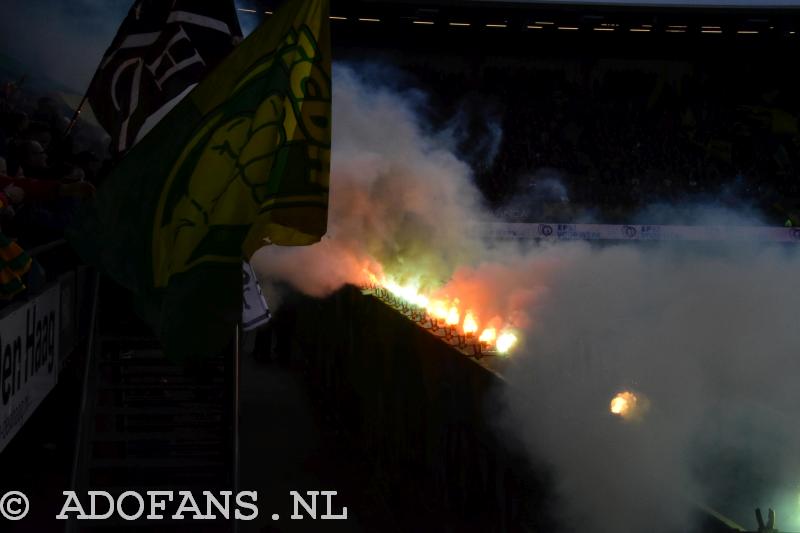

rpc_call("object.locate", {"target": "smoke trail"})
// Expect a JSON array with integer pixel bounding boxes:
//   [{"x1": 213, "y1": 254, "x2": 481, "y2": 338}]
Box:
[
  {"x1": 252, "y1": 63, "x2": 488, "y2": 296},
  {"x1": 253, "y1": 64, "x2": 800, "y2": 532}
]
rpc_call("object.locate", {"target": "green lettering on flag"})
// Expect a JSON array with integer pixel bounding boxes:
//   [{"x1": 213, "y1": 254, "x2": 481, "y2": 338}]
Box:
[{"x1": 69, "y1": 0, "x2": 331, "y2": 360}]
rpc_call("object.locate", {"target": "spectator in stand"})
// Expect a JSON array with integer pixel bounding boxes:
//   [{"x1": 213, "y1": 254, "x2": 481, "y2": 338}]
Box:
[
  {"x1": 0, "y1": 110, "x2": 29, "y2": 163},
  {"x1": 15, "y1": 139, "x2": 50, "y2": 178},
  {"x1": 0, "y1": 155, "x2": 45, "y2": 304},
  {"x1": 0, "y1": 157, "x2": 24, "y2": 219},
  {"x1": 0, "y1": 165, "x2": 93, "y2": 204},
  {"x1": 74, "y1": 150, "x2": 102, "y2": 185},
  {"x1": 32, "y1": 97, "x2": 68, "y2": 135},
  {"x1": 0, "y1": 80, "x2": 103, "y2": 300},
  {"x1": 0, "y1": 229, "x2": 34, "y2": 302},
  {"x1": 0, "y1": 145, "x2": 94, "y2": 246},
  {"x1": 26, "y1": 120, "x2": 53, "y2": 153}
]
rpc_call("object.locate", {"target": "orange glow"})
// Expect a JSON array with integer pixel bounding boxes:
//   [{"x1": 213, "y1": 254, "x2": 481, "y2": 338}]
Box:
[
  {"x1": 462, "y1": 312, "x2": 478, "y2": 335},
  {"x1": 496, "y1": 331, "x2": 518, "y2": 354},
  {"x1": 446, "y1": 306, "x2": 460, "y2": 326},
  {"x1": 479, "y1": 328, "x2": 497, "y2": 344},
  {"x1": 363, "y1": 269, "x2": 380, "y2": 285},
  {"x1": 610, "y1": 391, "x2": 638, "y2": 419},
  {"x1": 361, "y1": 266, "x2": 522, "y2": 354},
  {"x1": 428, "y1": 300, "x2": 449, "y2": 320}
]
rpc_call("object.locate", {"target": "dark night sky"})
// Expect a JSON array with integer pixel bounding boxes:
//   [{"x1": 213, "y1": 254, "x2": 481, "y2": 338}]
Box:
[
  {"x1": 0, "y1": 0, "x2": 256, "y2": 92},
  {"x1": 0, "y1": 0, "x2": 131, "y2": 92}
]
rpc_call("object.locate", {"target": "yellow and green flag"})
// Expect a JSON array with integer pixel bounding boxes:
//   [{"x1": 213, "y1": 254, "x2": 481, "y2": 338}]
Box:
[{"x1": 69, "y1": 0, "x2": 331, "y2": 359}]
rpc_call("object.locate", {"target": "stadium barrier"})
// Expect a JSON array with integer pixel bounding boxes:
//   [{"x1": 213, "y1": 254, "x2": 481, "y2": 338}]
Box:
[
  {"x1": 0, "y1": 240, "x2": 95, "y2": 454},
  {"x1": 484, "y1": 222, "x2": 800, "y2": 243},
  {"x1": 290, "y1": 286, "x2": 554, "y2": 531}
]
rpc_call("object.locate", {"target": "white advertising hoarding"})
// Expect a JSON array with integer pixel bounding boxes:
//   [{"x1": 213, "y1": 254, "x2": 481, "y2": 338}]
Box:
[
  {"x1": 485, "y1": 222, "x2": 800, "y2": 243},
  {"x1": 0, "y1": 284, "x2": 60, "y2": 453}
]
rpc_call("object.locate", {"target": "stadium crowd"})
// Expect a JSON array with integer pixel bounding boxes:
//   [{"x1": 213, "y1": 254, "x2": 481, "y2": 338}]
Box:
[
  {"x1": 408, "y1": 57, "x2": 800, "y2": 224},
  {"x1": 0, "y1": 79, "x2": 99, "y2": 302}
]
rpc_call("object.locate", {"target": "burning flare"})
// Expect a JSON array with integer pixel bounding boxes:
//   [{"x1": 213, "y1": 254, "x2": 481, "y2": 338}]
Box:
[
  {"x1": 362, "y1": 270, "x2": 522, "y2": 354},
  {"x1": 446, "y1": 306, "x2": 460, "y2": 327},
  {"x1": 610, "y1": 391, "x2": 639, "y2": 420},
  {"x1": 428, "y1": 300, "x2": 449, "y2": 321},
  {"x1": 479, "y1": 327, "x2": 497, "y2": 344},
  {"x1": 463, "y1": 312, "x2": 478, "y2": 335},
  {"x1": 496, "y1": 331, "x2": 518, "y2": 354}
]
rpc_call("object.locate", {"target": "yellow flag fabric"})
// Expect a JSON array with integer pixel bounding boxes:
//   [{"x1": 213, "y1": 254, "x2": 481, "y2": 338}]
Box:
[{"x1": 70, "y1": 0, "x2": 331, "y2": 360}]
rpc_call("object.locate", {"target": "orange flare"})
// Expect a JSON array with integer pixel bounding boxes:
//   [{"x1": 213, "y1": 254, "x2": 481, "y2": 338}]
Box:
[
  {"x1": 463, "y1": 312, "x2": 478, "y2": 335},
  {"x1": 446, "y1": 306, "x2": 460, "y2": 326},
  {"x1": 496, "y1": 331, "x2": 518, "y2": 354},
  {"x1": 610, "y1": 391, "x2": 638, "y2": 418},
  {"x1": 428, "y1": 300, "x2": 449, "y2": 320},
  {"x1": 479, "y1": 328, "x2": 497, "y2": 344}
]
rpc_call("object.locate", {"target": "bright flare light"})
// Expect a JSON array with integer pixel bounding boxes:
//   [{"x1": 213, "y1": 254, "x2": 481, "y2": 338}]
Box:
[
  {"x1": 496, "y1": 331, "x2": 518, "y2": 354},
  {"x1": 428, "y1": 300, "x2": 449, "y2": 320},
  {"x1": 446, "y1": 306, "x2": 460, "y2": 326},
  {"x1": 479, "y1": 328, "x2": 497, "y2": 344},
  {"x1": 462, "y1": 312, "x2": 479, "y2": 335},
  {"x1": 610, "y1": 391, "x2": 638, "y2": 419},
  {"x1": 364, "y1": 268, "x2": 521, "y2": 354},
  {"x1": 383, "y1": 279, "x2": 429, "y2": 308}
]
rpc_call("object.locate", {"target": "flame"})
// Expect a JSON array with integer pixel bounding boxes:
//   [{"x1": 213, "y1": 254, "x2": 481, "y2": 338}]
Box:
[
  {"x1": 446, "y1": 306, "x2": 460, "y2": 326},
  {"x1": 362, "y1": 268, "x2": 522, "y2": 354},
  {"x1": 479, "y1": 327, "x2": 497, "y2": 344},
  {"x1": 496, "y1": 331, "x2": 518, "y2": 354},
  {"x1": 610, "y1": 391, "x2": 638, "y2": 419},
  {"x1": 364, "y1": 271, "x2": 379, "y2": 285},
  {"x1": 383, "y1": 279, "x2": 429, "y2": 308},
  {"x1": 462, "y1": 312, "x2": 478, "y2": 335},
  {"x1": 428, "y1": 300, "x2": 449, "y2": 320}
]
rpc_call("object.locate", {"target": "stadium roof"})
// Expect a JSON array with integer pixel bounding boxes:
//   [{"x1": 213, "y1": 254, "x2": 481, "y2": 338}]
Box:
[
  {"x1": 247, "y1": 0, "x2": 800, "y2": 42},
  {"x1": 363, "y1": 0, "x2": 800, "y2": 6}
]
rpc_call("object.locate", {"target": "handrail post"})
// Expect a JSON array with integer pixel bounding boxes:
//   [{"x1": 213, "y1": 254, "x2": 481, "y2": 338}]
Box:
[
  {"x1": 65, "y1": 271, "x2": 100, "y2": 533},
  {"x1": 233, "y1": 322, "x2": 241, "y2": 533}
]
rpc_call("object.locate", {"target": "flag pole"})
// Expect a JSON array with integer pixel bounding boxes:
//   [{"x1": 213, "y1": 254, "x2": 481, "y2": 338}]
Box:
[
  {"x1": 66, "y1": 271, "x2": 100, "y2": 533},
  {"x1": 63, "y1": 94, "x2": 89, "y2": 138},
  {"x1": 233, "y1": 321, "x2": 241, "y2": 533}
]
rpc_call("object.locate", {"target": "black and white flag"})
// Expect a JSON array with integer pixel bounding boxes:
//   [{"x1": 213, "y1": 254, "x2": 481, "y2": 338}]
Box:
[{"x1": 87, "y1": 0, "x2": 242, "y2": 153}]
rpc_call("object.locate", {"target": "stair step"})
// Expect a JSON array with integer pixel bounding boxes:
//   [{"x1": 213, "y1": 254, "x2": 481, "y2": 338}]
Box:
[
  {"x1": 81, "y1": 289, "x2": 233, "y2": 499},
  {"x1": 95, "y1": 403, "x2": 223, "y2": 417},
  {"x1": 98, "y1": 383, "x2": 222, "y2": 391},
  {"x1": 91, "y1": 435, "x2": 224, "y2": 446},
  {"x1": 90, "y1": 458, "x2": 226, "y2": 469}
]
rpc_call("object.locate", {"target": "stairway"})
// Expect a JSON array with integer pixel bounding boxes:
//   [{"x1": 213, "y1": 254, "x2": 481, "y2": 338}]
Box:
[{"x1": 69, "y1": 279, "x2": 236, "y2": 531}]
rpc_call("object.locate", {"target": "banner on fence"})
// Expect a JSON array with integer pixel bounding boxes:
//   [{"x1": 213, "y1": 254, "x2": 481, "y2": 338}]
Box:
[
  {"x1": 0, "y1": 284, "x2": 60, "y2": 453},
  {"x1": 484, "y1": 223, "x2": 800, "y2": 243}
]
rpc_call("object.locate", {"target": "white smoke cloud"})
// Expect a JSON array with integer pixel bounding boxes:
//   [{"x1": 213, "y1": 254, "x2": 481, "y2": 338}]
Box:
[
  {"x1": 489, "y1": 238, "x2": 800, "y2": 533},
  {"x1": 253, "y1": 63, "x2": 800, "y2": 533},
  {"x1": 252, "y1": 63, "x2": 488, "y2": 296}
]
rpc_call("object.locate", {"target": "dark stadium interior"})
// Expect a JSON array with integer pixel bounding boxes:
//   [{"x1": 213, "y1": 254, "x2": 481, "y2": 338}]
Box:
[{"x1": 245, "y1": 0, "x2": 800, "y2": 225}]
